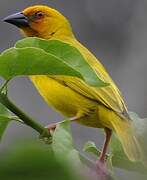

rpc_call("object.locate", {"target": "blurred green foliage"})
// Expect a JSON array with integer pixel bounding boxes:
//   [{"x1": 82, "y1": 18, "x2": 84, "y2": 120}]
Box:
[{"x1": 0, "y1": 142, "x2": 80, "y2": 180}]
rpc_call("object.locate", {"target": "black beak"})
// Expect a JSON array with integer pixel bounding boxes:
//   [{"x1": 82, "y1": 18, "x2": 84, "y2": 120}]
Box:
[{"x1": 3, "y1": 12, "x2": 29, "y2": 28}]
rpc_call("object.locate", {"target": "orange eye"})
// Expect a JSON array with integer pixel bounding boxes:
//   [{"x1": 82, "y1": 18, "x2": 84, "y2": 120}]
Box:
[{"x1": 35, "y1": 11, "x2": 44, "y2": 19}]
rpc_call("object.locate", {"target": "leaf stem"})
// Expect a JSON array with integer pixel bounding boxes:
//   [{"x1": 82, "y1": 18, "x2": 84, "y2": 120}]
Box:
[{"x1": 0, "y1": 92, "x2": 50, "y2": 138}]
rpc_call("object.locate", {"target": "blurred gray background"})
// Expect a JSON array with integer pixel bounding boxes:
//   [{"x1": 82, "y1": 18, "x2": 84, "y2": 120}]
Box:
[{"x1": 0, "y1": 0, "x2": 147, "y2": 179}]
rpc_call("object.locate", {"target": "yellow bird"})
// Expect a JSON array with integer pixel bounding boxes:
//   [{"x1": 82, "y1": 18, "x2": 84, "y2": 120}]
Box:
[{"x1": 4, "y1": 5, "x2": 143, "y2": 164}]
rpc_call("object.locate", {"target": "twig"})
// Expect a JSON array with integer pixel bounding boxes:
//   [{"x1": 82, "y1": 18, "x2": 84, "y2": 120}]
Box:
[{"x1": 0, "y1": 92, "x2": 51, "y2": 138}]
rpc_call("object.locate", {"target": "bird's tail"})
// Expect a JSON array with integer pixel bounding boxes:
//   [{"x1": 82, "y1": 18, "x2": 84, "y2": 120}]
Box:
[{"x1": 110, "y1": 114, "x2": 144, "y2": 163}]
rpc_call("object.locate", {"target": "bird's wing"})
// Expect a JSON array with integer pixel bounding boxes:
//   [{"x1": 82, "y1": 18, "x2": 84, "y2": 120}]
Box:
[
  {"x1": 50, "y1": 38, "x2": 128, "y2": 116},
  {"x1": 52, "y1": 75, "x2": 127, "y2": 115}
]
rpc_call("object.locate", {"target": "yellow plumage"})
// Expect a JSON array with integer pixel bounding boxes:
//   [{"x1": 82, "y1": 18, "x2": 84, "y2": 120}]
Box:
[{"x1": 19, "y1": 5, "x2": 143, "y2": 163}]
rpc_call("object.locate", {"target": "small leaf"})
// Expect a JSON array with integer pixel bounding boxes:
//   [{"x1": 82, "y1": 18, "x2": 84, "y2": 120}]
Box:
[
  {"x1": 52, "y1": 120, "x2": 82, "y2": 166},
  {"x1": 0, "y1": 102, "x2": 8, "y2": 114},
  {"x1": 16, "y1": 37, "x2": 108, "y2": 87},
  {"x1": 0, "y1": 103, "x2": 11, "y2": 140},
  {"x1": 0, "y1": 47, "x2": 82, "y2": 80},
  {"x1": 83, "y1": 141, "x2": 101, "y2": 156},
  {"x1": 0, "y1": 115, "x2": 11, "y2": 140},
  {"x1": 83, "y1": 141, "x2": 110, "y2": 159}
]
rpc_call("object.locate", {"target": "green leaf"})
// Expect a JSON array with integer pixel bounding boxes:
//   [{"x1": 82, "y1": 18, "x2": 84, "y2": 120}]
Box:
[
  {"x1": 110, "y1": 112, "x2": 147, "y2": 174},
  {"x1": 0, "y1": 102, "x2": 8, "y2": 114},
  {"x1": 0, "y1": 103, "x2": 11, "y2": 140},
  {"x1": 83, "y1": 141, "x2": 111, "y2": 159},
  {"x1": 52, "y1": 120, "x2": 82, "y2": 167},
  {"x1": 0, "y1": 115, "x2": 11, "y2": 140},
  {"x1": 129, "y1": 112, "x2": 147, "y2": 154},
  {"x1": 0, "y1": 142, "x2": 81, "y2": 180},
  {"x1": 0, "y1": 47, "x2": 82, "y2": 80},
  {"x1": 83, "y1": 141, "x2": 101, "y2": 156},
  {"x1": 16, "y1": 37, "x2": 108, "y2": 87}
]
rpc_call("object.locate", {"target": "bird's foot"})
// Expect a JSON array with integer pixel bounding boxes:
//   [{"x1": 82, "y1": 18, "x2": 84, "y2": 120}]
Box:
[
  {"x1": 95, "y1": 160, "x2": 110, "y2": 180},
  {"x1": 45, "y1": 123, "x2": 57, "y2": 134},
  {"x1": 39, "y1": 123, "x2": 57, "y2": 144},
  {"x1": 43, "y1": 116, "x2": 81, "y2": 144}
]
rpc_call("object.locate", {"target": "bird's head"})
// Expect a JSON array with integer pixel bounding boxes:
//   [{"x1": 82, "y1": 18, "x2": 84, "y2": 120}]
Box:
[{"x1": 3, "y1": 5, "x2": 73, "y2": 39}]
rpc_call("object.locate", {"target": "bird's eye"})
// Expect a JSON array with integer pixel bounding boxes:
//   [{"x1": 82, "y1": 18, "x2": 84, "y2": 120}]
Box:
[{"x1": 35, "y1": 12, "x2": 44, "y2": 19}]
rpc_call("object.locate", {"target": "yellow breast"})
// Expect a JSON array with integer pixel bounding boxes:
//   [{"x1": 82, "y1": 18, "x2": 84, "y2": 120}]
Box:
[{"x1": 30, "y1": 75, "x2": 97, "y2": 118}]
